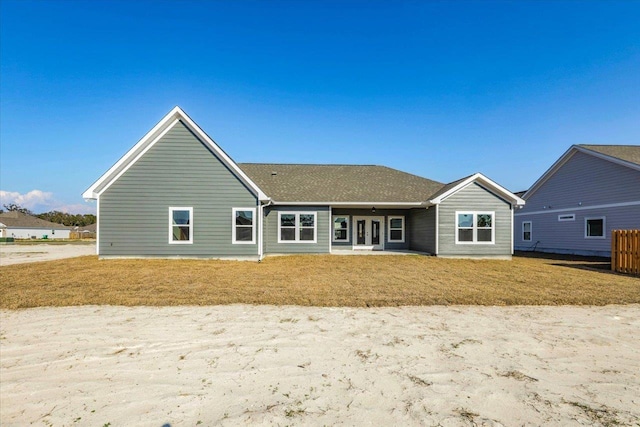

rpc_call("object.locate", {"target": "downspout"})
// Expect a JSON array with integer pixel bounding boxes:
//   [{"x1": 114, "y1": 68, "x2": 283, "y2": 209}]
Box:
[
  {"x1": 96, "y1": 196, "x2": 100, "y2": 256},
  {"x1": 510, "y1": 204, "x2": 514, "y2": 255},
  {"x1": 328, "y1": 205, "x2": 332, "y2": 254},
  {"x1": 258, "y1": 199, "x2": 273, "y2": 261},
  {"x1": 435, "y1": 204, "x2": 439, "y2": 256}
]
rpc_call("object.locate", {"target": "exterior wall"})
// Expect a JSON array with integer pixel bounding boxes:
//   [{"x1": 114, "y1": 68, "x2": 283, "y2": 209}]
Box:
[
  {"x1": 330, "y1": 208, "x2": 412, "y2": 250},
  {"x1": 515, "y1": 204, "x2": 640, "y2": 257},
  {"x1": 264, "y1": 205, "x2": 330, "y2": 254},
  {"x1": 515, "y1": 151, "x2": 640, "y2": 257},
  {"x1": 99, "y1": 121, "x2": 259, "y2": 258},
  {"x1": 409, "y1": 207, "x2": 436, "y2": 253},
  {"x1": 438, "y1": 183, "x2": 513, "y2": 257},
  {"x1": 4, "y1": 228, "x2": 70, "y2": 239}
]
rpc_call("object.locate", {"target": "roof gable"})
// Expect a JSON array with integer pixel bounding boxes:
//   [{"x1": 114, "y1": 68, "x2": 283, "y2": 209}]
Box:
[
  {"x1": 428, "y1": 173, "x2": 525, "y2": 206},
  {"x1": 83, "y1": 107, "x2": 268, "y2": 201},
  {"x1": 523, "y1": 144, "x2": 640, "y2": 199},
  {"x1": 238, "y1": 163, "x2": 445, "y2": 204}
]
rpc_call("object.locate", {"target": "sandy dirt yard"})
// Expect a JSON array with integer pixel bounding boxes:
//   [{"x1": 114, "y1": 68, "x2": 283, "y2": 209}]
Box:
[
  {"x1": 1, "y1": 305, "x2": 638, "y2": 426},
  {"x1": 0, "y1": 243, "x2": 96, "y2": 266}
]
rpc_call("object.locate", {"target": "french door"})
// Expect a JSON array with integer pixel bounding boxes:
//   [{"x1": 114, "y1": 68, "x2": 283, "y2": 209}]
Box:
[{"x1": 352, "y1": 216, "x2": 384, "y2": 250}]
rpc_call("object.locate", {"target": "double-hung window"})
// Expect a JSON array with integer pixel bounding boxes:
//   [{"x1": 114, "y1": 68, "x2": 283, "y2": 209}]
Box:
[
  {"x1": 387, "y1": 216, "x2": 405, "y2": 242},
  {"x1": 522, "y1": 221, "x2": 532, "y2": 242},
  {"x1": 169, "y1": 207, "x2": 193, "y2": 244},
  {"x1": 232, "y1": 208, "x2": 256, "y2": 244},
  {"x1": 278, "y1": 212, "x2": 317, "y2": 243},
  {"x1": 456, "y1": 211, "x2": 494, "y2": 244},
  {"x1": 332, "y1": 216, "x2": 349, "y2": 242}
]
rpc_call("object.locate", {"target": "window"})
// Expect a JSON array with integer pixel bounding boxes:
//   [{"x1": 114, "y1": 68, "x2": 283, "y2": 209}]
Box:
[
  {"x1": 332, "y1": 216, "x2": 349, "y2": 242},
  {"x1": 558, "y1": 214, "x2": 575, "y2": 222},
  {"x1": 585, "y1": 217, "x2": 605, "y2": 239},
  {"x1": 455, "y1": 212, "x2": 495, "y2": 244},
  {"x1": 387, "y1": 216, "x2": 405, "y2": 242},
  {"x1": 278, "y1": 212, "x2": 317, "y2": 243},
  {"x1": 522, "y1": 221, "x2": 532, "y2": 242},
  {"x1": 232, "y1": 208, "x2": 256, "y2": 244},
  {"x1": 169, "y1": 207, "x2": 193, "y2": 244}
]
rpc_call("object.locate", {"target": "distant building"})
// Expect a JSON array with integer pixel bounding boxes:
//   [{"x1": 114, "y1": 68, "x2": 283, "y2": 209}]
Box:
[{"x1": 0, "y1": 211, "x2": 72, "y2": 239}]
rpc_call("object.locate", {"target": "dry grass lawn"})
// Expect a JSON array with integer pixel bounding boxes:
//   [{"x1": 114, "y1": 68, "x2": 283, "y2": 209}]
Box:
[{"x1": 1, "y1": 253, "x2": 638, "y2": 309}]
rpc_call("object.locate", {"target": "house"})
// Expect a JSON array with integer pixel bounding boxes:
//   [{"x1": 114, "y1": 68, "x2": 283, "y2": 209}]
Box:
[
  {"x1": 82, "y1": 107, "x2": 524, "y2": 260},
  {"x1": 0, "y1": 211, "x2": 72, "y2": 239},
  {"x1": 514, "y1": 144, "x2": 640, "y2": 257}
]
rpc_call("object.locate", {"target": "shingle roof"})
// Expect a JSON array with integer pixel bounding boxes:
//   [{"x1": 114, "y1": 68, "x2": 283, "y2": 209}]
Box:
[
  {"x1": 425, "y1": 174, "x2": 473, "y2": 202},
  {"x1": 238, "y1": 163, "x2": 445, "y2": 203},
  {"x1": 0, "y1": 211, "x2": 71, "y2": 229},
  {"x1": 579, "y1": 145, "x2": 640, "y2": 166}
]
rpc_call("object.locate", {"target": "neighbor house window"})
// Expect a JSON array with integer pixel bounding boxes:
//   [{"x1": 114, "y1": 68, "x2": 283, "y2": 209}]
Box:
[
  {"x1": 332, "y1": 216, "x2": 349, "y2": 242},
  {"x1": 232, "y1": 208, "x2": 256, "y2": 244},
  {"x1": 558, "y1": 214, "x2": 575, "y2": 222},
  {"x1": 387, "y1": 216, "x2": 405, "y2": 242},
  {"x1": 522, "y1": 221, "x2": 532, "y2": 242},
  {"x1": 278, "y1": 212, "x2": 317, "y2": 243},
  {"x1": 456, "y1": 212, "x2": 494, "y2": 244},
  {"x1": 585, "y1": 217, "x2": 605, "y2": 239},
  {"x1": 169, "y1": 207, "x2": 193, "y2": 244}
]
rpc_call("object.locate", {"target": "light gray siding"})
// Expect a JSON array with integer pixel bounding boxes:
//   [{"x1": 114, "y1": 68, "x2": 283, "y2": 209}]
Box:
[
  {"x1": 525, "y1": 151, "x2": 640, "y2": 211},
  {"x1": 438, "y1": 183, "x2": 513, "y2": 257},
  {"x1": 516, "y1": 151, "x2": 640, "y2": 257},
  {"x1": 409, "y1": 207, "x2": 436, "y2": 253},
  {"x1": 330, "y1": 208, "x2": 412, "y2": 250},
  {"x1": 264, "y1": 206, "x2": 330, "y2": 254},
  {"x1": 99, "y1": 121, "x2": 259, "y2": 258},
  {"x1": 515, "y1": 205, "x2": 640, "y2": 257}
]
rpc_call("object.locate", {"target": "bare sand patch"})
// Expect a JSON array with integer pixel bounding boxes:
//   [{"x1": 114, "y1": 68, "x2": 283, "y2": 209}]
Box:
[
  {"x1": 0, "y1": 243, "x2": 95, "y2": 266},
  {"x1": 1, "y1": 305, "x2": 638, "y2": 425}
]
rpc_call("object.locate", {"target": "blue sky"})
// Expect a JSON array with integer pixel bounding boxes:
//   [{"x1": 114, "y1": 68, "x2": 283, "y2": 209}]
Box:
[{"x1": 1, "y1": 0, "x2": 639, "y2": 214}]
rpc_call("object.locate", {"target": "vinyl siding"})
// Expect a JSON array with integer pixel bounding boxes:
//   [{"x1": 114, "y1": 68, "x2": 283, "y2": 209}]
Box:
[
  {"x1": 514, "y1": 204, "x2": 640, "y2": 257},
  {"x1": 409, "y1": 207, "x2": 436, "y2": 253},
  {"x1": 524, "y1": 151, "x2": 640, "y2": 211},
  {"x1": 264, "y1": 206, "x2": 330, "y2": 254},
  {"x1": 516, "y1": 151, "x2": 640, "y2": 257},
  {"x1": 99, "y1": 121, "x2": 259, "y2": 257},
  {"x1": 438, "y1": 183, "x2": 512, "y2": 256},
  {"x1": 330, "y1": 208, "x2": 412, "y2": 250}
]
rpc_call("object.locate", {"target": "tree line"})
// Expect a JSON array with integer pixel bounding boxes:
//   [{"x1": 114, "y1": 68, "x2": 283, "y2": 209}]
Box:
[{"x1": 1, "y1": 204, "x2": 96, "y2": 227}]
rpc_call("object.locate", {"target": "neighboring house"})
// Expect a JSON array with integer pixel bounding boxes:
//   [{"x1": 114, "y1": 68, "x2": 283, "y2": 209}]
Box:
[
  {"x1": 514, "y1": 144, "x2": 640, "y2": 257},
  {"x1": 83, "y1": 107, "x2": 524, "y2": 260},
  {"x1": 0, "y1": 211, "x2": 72, "y2": 239}
]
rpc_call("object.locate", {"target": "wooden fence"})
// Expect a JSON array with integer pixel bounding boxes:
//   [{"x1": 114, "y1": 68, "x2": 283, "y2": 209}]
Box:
[
  {"x1": 69, "y1": 232, "x2": 96, "y2": 240},
  {"x1": 611, "y1": 230, "x2": 640, "y2": 275}
]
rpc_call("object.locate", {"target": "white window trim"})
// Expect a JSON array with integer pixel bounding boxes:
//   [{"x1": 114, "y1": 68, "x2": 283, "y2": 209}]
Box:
[
  {"x1": 232, "y1": 207, "x2": 256, "y2": 244},
  {"x1": 558, "y1": 214, "x2": 575, "y2": 222},
  {"x1": 387, "y1": 216, "x2": 405, "y2": 243},
  {"x1": 585, "y1": 216, "x2": 606, "y2": 239},
  {"x1": 277, "y1": 211, "x2": 318, "y2": 244},
  {"x1": 169, "y1": 207, "x2": 193, "y2": 244},
  {"x1": 522, "y1": 221, "x2": 532, "y2": 242},
  {"x1": 455, "y1": 211, "x2": 495, "y2": 245},
  {"x1": 332, "y1": 215, "x2": 350, "y2": 242}
]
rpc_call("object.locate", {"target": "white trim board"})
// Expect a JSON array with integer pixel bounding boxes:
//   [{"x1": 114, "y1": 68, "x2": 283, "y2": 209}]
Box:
[{"x1": 515, "y1": 200, "x2": 640, "y2": 216}]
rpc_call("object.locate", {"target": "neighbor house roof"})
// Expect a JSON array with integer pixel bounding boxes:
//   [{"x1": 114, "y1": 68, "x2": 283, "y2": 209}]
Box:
[
  {"x1": 238, "y1": 163, "x2": 444, "y2": 204},
  {"x1": 523, "y1": 144, "x2": 640, "y2": 199},
  {"x1": 578, "y1": 144, "x2": 640, "y2": 166},
  {"x1": 0, "y1": 211, "x2": 71, "y2": 229}
]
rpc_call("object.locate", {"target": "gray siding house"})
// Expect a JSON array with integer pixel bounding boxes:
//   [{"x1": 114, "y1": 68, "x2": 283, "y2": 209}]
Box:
[
  {"x1": 514, "y1": 145, "x2": 640, "y2": 257},
  {"x1": 83, "y1": 107, "x2": 524, "y2": 260}
]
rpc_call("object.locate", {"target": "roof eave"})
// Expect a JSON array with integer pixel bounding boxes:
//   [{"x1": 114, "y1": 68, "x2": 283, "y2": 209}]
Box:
[{"x1": 429, "y1": 173, "x2": 525, "y2": 206}]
